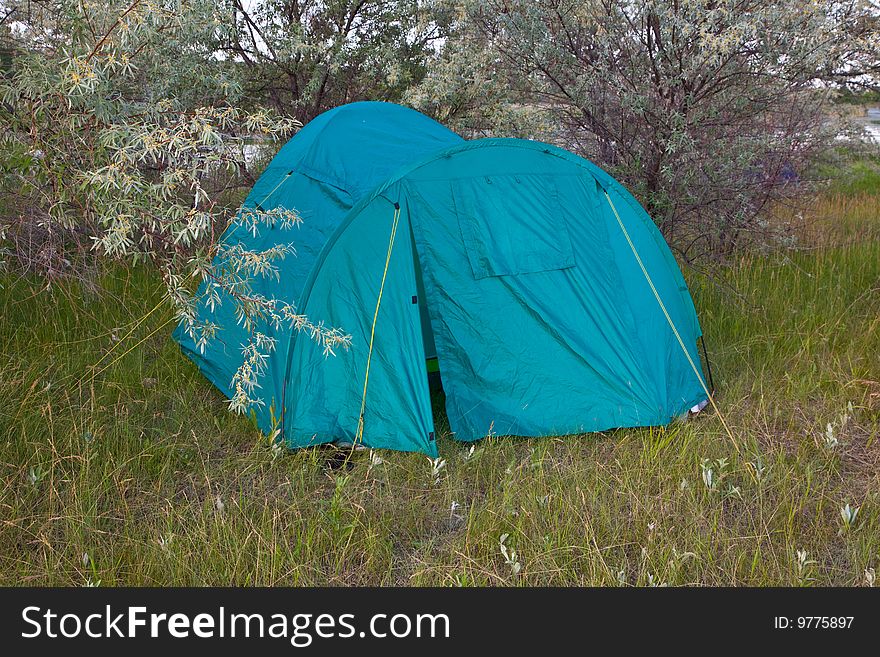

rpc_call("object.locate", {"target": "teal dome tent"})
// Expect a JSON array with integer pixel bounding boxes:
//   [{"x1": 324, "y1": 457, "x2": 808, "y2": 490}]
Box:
[{"x1": 175, "y1": 101, "x2": 710, "y2": 457}]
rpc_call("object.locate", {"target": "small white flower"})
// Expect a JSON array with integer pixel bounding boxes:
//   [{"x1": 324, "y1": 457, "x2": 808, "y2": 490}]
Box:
[
  {"x1": 840, "y1": 503, "x2": 860, "y2": 531},
  {"x1": 794, "y1": 548, "x2": 816, "y2": 585},
  {"x1": 700, "y1": 460, "x2": 715, "y2": 490},
  {"x1": 646, "y1": 573, "x2": 667, "y2": 587},
  {"x1": 462, "y1": 444, "x2": 476, "y2": 462},
  {"x1": 823, "y1": 422, "x2": 838, "y2": 449},
  {"x1": 215, "y1": 495, "x2": 225, "y2": 513},
  {"x1": 428, "y1": 457, "x2": 446, "y2": 485},
  {"x1": 499, "y1": 533, "x2": 522, "y2": 576}
]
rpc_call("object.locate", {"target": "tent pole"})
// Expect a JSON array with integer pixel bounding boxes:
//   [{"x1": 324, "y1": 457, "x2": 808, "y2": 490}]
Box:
[{"x1": 699, "y1": 335, "x2": 716, "y2": 395}]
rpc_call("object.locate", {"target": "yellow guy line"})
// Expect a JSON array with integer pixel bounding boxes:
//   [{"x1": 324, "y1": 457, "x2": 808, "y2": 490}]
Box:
[
  {"x1": 602, "y1": 188, "x2": 740, "y2": 453},
  {"x1": 74, "y1": 295, "x2": 166, "y2": 389},
  {"x1": 223, "y1": 171, "x2": 293, "y2": 242},
  {"x1": 86, "y1": 315, "x2": 178, "y2": 384},
  {"x1": 355, "y1": 203, "x2": 401, "y2": 444},
  {"x1": 79, "y1": 174, "x2": 295, "y2": 389}
]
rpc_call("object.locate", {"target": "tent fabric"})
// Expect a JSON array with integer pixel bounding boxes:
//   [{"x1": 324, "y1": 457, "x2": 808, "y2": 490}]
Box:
[
  {"x1": 175, "y1": 102, "x2": 706, "y2": 457},
  {"x1": 173, "y1": 102, "x2": 462, "y2": 435}
]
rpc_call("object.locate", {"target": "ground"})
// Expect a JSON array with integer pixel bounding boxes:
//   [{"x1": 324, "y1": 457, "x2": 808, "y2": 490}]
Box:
[{"x1": 1, "y1": 157, "x2": 879, "y2": 586}]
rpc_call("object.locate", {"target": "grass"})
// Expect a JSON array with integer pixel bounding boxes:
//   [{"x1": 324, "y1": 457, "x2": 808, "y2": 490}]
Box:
[
  {"x1": 816, "y1": 155, "x2": 880, "y2": 198},
  {"x1": 1, "y1": 188, "x2": 879, "y2": 587}
]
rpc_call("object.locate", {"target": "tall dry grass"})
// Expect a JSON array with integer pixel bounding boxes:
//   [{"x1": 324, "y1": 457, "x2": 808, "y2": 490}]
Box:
[{"x1": 0, "y1": 182, "x2": 878, "y2": 586}]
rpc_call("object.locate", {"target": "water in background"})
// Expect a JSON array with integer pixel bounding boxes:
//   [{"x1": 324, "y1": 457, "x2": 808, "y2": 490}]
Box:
[{"x1": 854, "y1": 106, "x2": 880, "y2": 144}]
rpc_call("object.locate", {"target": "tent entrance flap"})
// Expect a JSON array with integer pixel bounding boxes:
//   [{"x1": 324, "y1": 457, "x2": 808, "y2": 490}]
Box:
[{"x1": 278, "y1": 195, "x2": 437, "y2": 456}]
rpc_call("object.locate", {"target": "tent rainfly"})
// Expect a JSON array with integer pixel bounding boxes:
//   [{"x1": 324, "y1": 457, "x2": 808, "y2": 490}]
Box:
[{"x1": 174, "y1": 101, "x2": 712, "y2": 457}]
